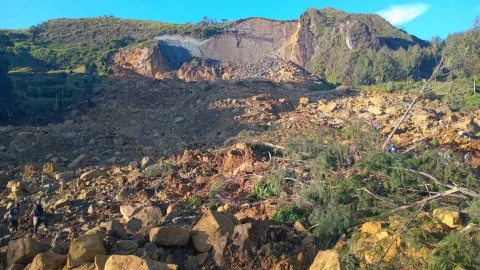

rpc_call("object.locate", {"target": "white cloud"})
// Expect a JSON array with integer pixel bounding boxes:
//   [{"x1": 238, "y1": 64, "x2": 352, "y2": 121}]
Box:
[{"x1": 377, "y1": 3, "x2": 430, "y2": 25}]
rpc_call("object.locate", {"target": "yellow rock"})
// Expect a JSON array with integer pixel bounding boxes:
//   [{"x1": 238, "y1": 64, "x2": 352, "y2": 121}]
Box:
[
  {"x1": 433, "y1": 208, "x2": 462, "y2": 228},
  {"x1": 361, "y1": 222, "x2": 382, "y2": 235},
  {"x1": 309, "y1": 250, "x2": 341, "y2": 270}
]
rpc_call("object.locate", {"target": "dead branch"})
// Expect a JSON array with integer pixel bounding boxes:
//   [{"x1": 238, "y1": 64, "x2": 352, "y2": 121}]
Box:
[
  {"x1": 398, "y1": 167, "x2": 480, "y2": 198},
  {"x1": 392, "y1": 188, "x2": 460, "y2": 212},
  {"x1": 382, "y1": 58, "x2": 444, "y2": 151},
  {"x1": 260, "y1": 142, "x2": 285, "y2": 150}
]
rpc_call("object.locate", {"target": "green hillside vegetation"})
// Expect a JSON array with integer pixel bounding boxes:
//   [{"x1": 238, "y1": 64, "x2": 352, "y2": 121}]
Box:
[
  {"x1": 3, "y1": 16, "x2": 232, "y2": 73},
  {"x1": 301, "y1": 8, "x2": 437, "y2": 85}
]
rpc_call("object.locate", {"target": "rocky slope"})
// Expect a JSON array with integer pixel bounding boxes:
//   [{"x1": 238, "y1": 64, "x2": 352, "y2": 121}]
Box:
[
  {"x1": 0, "y1": 76, "x2": 479, "y2": 269},
  {"x1": 112, "y1": 8, "x2": 425, "y2": 82}
]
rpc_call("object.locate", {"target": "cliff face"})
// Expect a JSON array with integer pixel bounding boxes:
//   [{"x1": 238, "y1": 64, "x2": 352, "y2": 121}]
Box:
[
  {"x1": 112, "y1": 45, "x2": 167, "y2": 79},
  {"x1": 111, "y1": 8, "x2": 426, "y2": 82}
]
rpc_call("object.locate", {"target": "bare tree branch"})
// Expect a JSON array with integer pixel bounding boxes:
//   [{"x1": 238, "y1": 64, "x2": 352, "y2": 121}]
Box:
[{"x1": 382, "y1": 58, "x2": 444, "y2": 151}]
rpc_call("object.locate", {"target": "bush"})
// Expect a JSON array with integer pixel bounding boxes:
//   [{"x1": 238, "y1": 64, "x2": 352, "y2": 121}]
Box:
[
  {"x1": 143, "y1": 163, "x2": 178, "y2": 178},
  {"x1": 254, "y1": 169, "x2": 285, "y2": 198},
  {"x1": 428, "y1": 230, "x2": 480, "y2": 270},
  {"x1": 272, "y1": 205, "x2": 305, "y2": 225}
]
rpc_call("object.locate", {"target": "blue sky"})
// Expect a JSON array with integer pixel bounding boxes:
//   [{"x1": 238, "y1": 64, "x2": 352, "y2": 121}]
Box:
[{"x1": 0, "y1": 0, "x2": 478, "y2": 40}]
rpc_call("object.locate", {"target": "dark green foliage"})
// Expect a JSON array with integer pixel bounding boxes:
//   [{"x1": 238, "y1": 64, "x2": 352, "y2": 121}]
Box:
[
  {"x1": 272, "y1": 205, "x2": 305, "y2": 225},
  {"x1": 9, "y1": 72, "x2": 100, "y2": 115},
  {"x1": 143, "y1": 163, "x2": 179, "y2": 178},
  {"x1": 428, "y1": 229, "x2": 480, "y2": 270},
  {"x1": 465, "y1": 199, "x2": 480, "y2": 224},
  {"x1": 3, "y1": 17, "x2": 232, "y2": 74},
  {"x1": 0, "y1": 34, "x2": 16, "y2": 122}
]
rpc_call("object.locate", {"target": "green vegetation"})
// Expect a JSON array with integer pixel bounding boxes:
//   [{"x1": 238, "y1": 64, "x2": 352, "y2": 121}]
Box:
[
  {"x1": 9, "y1": 72, "x2": 101, "y2": 116},
  {"x1": 142, "y1": 163, "x2": 179, "y2": 178},
  {"x1": 254, "y1": 169, "x2": 285, "y2": 198},
  {"x1": 260, "y1": 122, "x2": 480, "y2": 269},
  {"x1": 2, "y1": 17, "x2": 233, "y2": 74},
  {"x1": 0, "y1": 34, "x2": 16, "y2": 122}
]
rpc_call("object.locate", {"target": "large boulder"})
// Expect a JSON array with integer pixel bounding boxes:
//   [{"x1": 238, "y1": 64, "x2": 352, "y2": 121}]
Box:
[
  {"x1": 102, "y1": 220, "x2": 128, "y2": 238},
  {"x1": 25, "y1": 253, "x2": 67, "y2": 270},
  {"x1": 149, "y1": 227, "x2": 190, "y2": 247},
  {"x1": 104, "y1": 255, "x2": 177, "y2": 270},
  {"x1": 129, "y1": 206, "x2": 164, "y2": 230},
  {"x1": 120, "y1": 204, "x2": 143, "y2": 221},
  {"x1": 309, "y1": 250, "x2": 342, "y2": 270},
  {"x1": 67, "y1": 233, "x2": 105, "y2": 268},
  {"x1": 191, "y1": 209, "x2": 238, "y2": 253},
  {"x1": 7, "y1": 238, "x2": 41, "y2": 266}
]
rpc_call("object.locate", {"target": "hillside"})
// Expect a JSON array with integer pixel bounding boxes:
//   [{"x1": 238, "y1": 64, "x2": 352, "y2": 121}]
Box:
[{"x1": 3, "y1": 8, "x2": 433, "y2": 84}]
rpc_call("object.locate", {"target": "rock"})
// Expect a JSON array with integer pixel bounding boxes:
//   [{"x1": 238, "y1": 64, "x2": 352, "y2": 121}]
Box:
[
  {"x1": 324, "y1": 102, "x2": 338, "y2": 113},
  {"x1": 25, "y1": 253, "x2": 67, "y2": 270},
  {"x1": 368, "y1": 106, "x2": 383, "y2": 115},
  {"x1": 433, "y1": 208, "x2": 462, "y2": 228},
  {"x1": 361, "y1": 222, "x2": 382, "y2": 235},
  {"x1": 120, "y1": 204, "x2": 143, "y2": 221},
  {"x1": 131, "y1": 206, "x2": 163, "y2": 229},
  {"x1": 104, "y1": 255, "x2": 177, "y2": 270},
  {"x1": 53, "y1": 198, "x2": 71, "y2": 210},
  {"x1": 7, "y1": 238, "x2": 41, "y2": 266},
  {"x1": 103, "y1": 220, "x2": 128, "y2": 238},
  {"x1": 80, "y1": 169, "x2": 106, "y2": 182},
  {"x1": 68, "y1": 154, "x2": 88, "y2": 169},
  {"x1": 55, "y1": 171, "x2": 75, "y2": 182},
  {"x1": 43, "y1": 162, "x2": 60, "y2": 174},
  {"x1": 88, "y1": 204, "x2": 96, "y2": 215},
  {"x1": 174, "y1": 117, "x2": 184, "y2": 123},
  {"x1": 309, "y1": 250, "x2": 342, "y2": 270},
  {"x1": 191, "y1": 209, "x2": 238, "y2": 253},
  {"x1": 5, "y1": 265, "x2": 26, "y2": 270},
  {"x1": 78, "y1": 189, "x2": 96, "y2": 200},
  {"x1": 116, "y1": 240, "x2": 138, "y2": 251},
  {"x1": 94, "y1": 255, "x2": 110, "y2": 270},
  {"x1": 149, "y1": 227, "x2": 190, "y2": 247},
  {"x1": 298, "y1": 97, "x2": 309, "y2": 107},
  {"x1": 67, "y1": 233, "x2": 105, "y2": 268}
]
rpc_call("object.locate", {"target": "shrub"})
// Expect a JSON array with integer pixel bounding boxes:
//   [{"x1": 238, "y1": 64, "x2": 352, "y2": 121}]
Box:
[
  {"x1": 254, "y1": 169, "x2": 285, "y2": 198},
  {"x1": 272, "y1": 205, "x2": 305, "y2": 225},
  {"x1": 428, "y1": 230, "x2": 480, "y2": 270},
  {"x1": 142, "y1": 163, "x2": 178, "y2": 178}
]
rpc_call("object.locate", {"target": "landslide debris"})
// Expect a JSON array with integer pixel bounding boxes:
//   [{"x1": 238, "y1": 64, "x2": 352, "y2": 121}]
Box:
[{"x1": 0, "y1": 76, "x2": 479, "y2": 270}]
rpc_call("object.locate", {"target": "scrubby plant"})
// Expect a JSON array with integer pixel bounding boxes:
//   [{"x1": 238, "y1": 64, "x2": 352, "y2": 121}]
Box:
[
  {"x1": 272, "y1": 204, "x2": 305, "y2": 225},
  {"x1": 142, "y1": 163, "x2": 179, "y2": 178},
  {"x1": 254, "y1": 169, "x2": 285, "y2": 198},
  {"x1": 428, "y1": 229, "x2": 480, "y2": 270}
]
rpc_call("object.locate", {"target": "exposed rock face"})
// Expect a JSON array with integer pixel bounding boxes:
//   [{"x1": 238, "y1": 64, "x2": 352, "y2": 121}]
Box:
[
  {"x1": 113, "y1": 44, "x2": 167, "y2": 79},
  {"x1": 156, "y1": 18, "x2": 297, "y2": 67}
]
